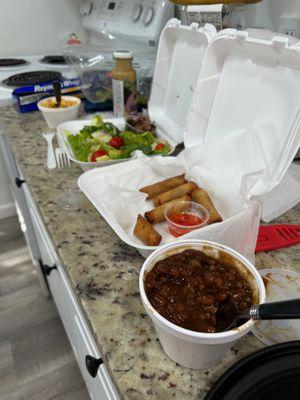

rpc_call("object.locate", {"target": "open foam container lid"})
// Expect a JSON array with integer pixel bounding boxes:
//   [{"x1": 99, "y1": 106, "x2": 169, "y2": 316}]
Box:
[
  {"x1": 185, "y1": 30, "x2": 300, "y2": 198},
  {"x1": 77, "y1": 23, "x2": 300, "y2": 260},
  {"x1": 148, "y1": 18, "x2": 217, "y2": 144}
]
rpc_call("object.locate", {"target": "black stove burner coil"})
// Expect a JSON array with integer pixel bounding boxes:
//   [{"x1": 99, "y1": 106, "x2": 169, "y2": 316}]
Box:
[
  {"x1": 3, "y1": 70, "x2": 63, "y2": 87},
  {"x1": 40, "y1": 55, "x2": 66, "y2": 65},
  {"x1": 0, "y1": 58, "x2": 27, "y2": 67}
]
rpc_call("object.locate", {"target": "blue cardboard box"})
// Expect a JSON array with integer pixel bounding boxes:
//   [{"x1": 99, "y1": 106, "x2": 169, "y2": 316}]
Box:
[{"x1": 12, "y1": 78, "x2": 82, "y2": 113}]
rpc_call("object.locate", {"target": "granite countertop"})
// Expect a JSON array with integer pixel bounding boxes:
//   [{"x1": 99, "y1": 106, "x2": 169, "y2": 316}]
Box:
[{"x1": 1, "y1": 107, "x2": 299, "y2": 400}]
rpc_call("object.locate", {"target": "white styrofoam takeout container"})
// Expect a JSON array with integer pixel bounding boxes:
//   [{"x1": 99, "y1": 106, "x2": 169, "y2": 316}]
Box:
[
  {"x1": 56, "y1": 117, "x2": 177, "y2": 171},
  {"x1": 77, "y1": 20, "x2": 224, "y2": 253},
  {"x1": 185, "y1": 31, "x2": 300, "y2": 196},
  {"x1": 139, "y1": 240, "x2": 266, "y2": 369},
  {"x1": 57, "y1": 20, "x2": 217, "y2": 171},
  {"x1": 37, "y1": 95, "x2": 81, "y2": 128},
  {"x1": 78, "y1": 20, "x2": 300, "y2": 260}
]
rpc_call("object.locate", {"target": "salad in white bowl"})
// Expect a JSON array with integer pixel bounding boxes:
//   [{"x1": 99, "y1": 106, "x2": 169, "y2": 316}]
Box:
[{"x1": 57, "y1": 115, "x2": 173, "y2": 169}]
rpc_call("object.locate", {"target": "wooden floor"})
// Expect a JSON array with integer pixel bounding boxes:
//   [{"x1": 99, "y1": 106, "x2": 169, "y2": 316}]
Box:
[{"x1": 0, "y1": 216, "x2": 90, "y2": 400}]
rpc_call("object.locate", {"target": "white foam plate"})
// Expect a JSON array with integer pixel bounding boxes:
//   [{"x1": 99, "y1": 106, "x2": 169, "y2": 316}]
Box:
[{"x1": 57, "y1": 118, "x2": 176, "y2": 171}]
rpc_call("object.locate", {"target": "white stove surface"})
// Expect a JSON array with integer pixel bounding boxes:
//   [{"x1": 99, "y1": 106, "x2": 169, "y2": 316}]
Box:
[{"x1": 0, "y1": 55, "x2": 77, "y2": 107}]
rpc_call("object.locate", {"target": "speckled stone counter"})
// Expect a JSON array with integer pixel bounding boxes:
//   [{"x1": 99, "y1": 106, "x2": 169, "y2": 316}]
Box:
[{"x1": 1, "y1": 106, "x2": 299, "y2": 400}]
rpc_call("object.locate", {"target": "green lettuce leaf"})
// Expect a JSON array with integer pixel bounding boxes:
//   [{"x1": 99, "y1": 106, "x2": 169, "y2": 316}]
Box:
[
  {"x1": 91, "y1": 115, "x2": 104, "y2": 127},
  {"x1": 103, "y1": 122, "x2": 120, "y2": 136},
  {"x1": 92, "y1": 131, "x2": 112, "y2": 144},
  {"x1": 67, "y1": 134, "x2": 92, "y2": 162},
  {"x1": 120, "y1": 130, "x2": 155, "y2": 147},
  {"x1": 79, "y1": 125, "x2": 99, "y2": 136},
  {"x1": 100, "y1": 142, "x2": 124, "y2": 159},
  {"x1": 122, "y1": 143, "x2": 152, "y2": 158}
]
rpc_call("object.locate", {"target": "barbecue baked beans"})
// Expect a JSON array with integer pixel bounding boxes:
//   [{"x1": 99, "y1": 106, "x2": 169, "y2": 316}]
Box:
[{"x1": 144, "y1": 249, "x2": 254, "y2": 333}]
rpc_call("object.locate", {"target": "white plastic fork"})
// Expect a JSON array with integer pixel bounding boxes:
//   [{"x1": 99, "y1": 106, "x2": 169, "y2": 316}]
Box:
[
  {"x1": 42, "y1": 132, "x2": 56, "y2": 169},
  {"x1": 55, "y1": 147, "x2": 71, "y2": 168}
]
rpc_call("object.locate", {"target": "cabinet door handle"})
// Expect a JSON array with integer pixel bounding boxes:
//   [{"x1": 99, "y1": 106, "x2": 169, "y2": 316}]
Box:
[
  {"x1": 43, "y1": 264, "x2": 57, "y2": 276},
  {"x1": 85, "y1": 355, "x2": 103, "y2": 378},
  {"x1": 15, "y1": 177, "x2": 26, "y2": 188}
]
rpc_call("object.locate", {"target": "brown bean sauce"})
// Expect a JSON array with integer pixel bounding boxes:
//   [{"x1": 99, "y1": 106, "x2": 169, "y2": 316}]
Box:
[{"x1": 144, "y1": 249, "x2": 254, "y2": 333}]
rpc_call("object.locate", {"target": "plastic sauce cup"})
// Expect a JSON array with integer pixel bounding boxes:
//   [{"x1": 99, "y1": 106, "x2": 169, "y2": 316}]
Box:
[
  {"x1": 139, "y1": 240, "x2": 266, "y2": 369},
  {"x1": 164, "y1": 201, "x2": 209, "y2": 237}
]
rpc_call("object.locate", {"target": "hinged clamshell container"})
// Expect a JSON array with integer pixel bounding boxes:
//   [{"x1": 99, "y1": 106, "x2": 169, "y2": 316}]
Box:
[
  {"x1": 148, "y1": 18, "x2": 217, "y2": 144},
  {"x1": 185, "y1": 30, "x2": 300, "y2": 197},
  {"x1": 78, "y1": 23, "x2": 300, "y2": 260},
  {"x1": 58, "y1": 19, "x2": 217, "y2": 170}
]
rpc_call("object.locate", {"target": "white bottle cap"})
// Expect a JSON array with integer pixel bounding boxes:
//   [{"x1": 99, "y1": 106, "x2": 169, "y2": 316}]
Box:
[{"x1": 113, "y1": 50, "x2": 133, "y2": 59}]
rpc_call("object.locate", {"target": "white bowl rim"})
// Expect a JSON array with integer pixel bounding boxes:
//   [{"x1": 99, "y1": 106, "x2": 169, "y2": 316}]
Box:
[
  {"x1": 37, "y1": 95, "x2": 81, "y2": 112},
  {"x1": 139, "y1": 239, "x2": 266, "y2": 341}
]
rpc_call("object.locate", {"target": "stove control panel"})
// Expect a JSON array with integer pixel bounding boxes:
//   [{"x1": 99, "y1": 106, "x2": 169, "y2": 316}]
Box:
[{"x1": 82, "y1": 0, "x2": 174, "y2": 45}]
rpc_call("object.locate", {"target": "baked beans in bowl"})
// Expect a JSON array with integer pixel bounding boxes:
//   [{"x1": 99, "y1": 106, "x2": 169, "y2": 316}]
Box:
[{"x1": 139, "y1": 240, "x2": 265, "y2": 369}]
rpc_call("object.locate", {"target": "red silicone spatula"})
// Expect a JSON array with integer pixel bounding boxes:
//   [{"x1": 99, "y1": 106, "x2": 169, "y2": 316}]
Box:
[{"x1": 255, "y1": 224, "x2": 300, "y2": 253}]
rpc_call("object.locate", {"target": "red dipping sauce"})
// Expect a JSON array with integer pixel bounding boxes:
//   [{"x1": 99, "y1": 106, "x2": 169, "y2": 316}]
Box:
[
  {"x1": 164, "y1": 200, "x2": 209, "y2": 238},
  {"x1": 168, "y1": 213, "x2": 204, "y2": 237}
]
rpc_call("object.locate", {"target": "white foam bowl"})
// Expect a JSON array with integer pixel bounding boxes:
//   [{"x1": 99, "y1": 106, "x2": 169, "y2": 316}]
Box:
[
  {"x1": 139, "y1": 240, "x2": 266, "y2": 369},
  {"x1": 38, "y1": 96, "x2": 81, "y2": 128}
]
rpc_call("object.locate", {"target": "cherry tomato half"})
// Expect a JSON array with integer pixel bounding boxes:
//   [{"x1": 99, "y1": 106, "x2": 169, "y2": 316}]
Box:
[
  {"x1": 109, "y1": 136, "x2": 124, "y2": 148},
  {"x1": 91, "y1": 149, "x2": 108, "y2": 162},
  {"x1": 155, "y1": 143, "x2": 165, "y2": 150}
]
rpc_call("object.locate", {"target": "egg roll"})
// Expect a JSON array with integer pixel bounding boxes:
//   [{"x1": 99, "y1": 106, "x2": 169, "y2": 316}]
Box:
[
  {"x1": 153, "y1": 182, "x2": 197, "y2": 207},
  {"x1": 134, "y1": 215, "x2": 162, "y2": 246},
  {"x1": 140, "y1": 174, "x2": 186, "y2": 200},
  {"x1": 145, "y1": 194, "x2": 191, "y2": 224},
  {"x1": 191, "y1": 188, "x2": 222, "y2": 224}
]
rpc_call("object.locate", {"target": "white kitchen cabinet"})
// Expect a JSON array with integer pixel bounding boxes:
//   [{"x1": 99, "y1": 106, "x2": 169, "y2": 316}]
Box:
[
  {"x1": 0, "y1": 153, "x2": 14, "y2": 219},
  {"x1": 22, "y1": 182, "x2": 120, "y2": 400},
  {"x1": 1, "y1": 132, "x2": 119, "y2": 400},
  {"x1": 0, "y1": 132, "x2": 49, "y2": 296}
]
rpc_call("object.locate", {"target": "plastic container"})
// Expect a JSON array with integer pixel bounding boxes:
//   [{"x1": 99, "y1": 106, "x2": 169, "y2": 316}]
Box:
[
  {"x1": 164, "y1": 201, "x2": 209, "y2": 237},
  {"x1": 37, "y1": 96, "x2": 81, "y2": 128},
  {"x1": 139, "y1": 240, "x2": 265, "y2": 369}
]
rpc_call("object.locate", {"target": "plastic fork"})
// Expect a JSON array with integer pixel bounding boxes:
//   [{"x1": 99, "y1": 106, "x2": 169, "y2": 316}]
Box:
[
  {"x1": 255, "y1": 224, "x2": 300, "y2": 253},
  {"x1": 42, "y1": 132, "x2": 56, "y2": 169},
  {"x1": 55, "y1": 147, "x2": 71, "y2": 168}
]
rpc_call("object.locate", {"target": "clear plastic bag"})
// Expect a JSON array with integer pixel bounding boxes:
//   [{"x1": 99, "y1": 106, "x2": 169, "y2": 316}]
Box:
[
  {"x1": 63, "y1": 45, "x2": 155, "y2": 106},
  {"x1": 63, "y1": 45, "x2": 112, "y2": 103}
]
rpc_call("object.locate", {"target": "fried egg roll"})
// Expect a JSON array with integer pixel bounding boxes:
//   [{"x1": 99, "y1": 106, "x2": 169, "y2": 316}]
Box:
[
  {"x1": 134, "y1": 215, "x2": 162, "y2": 246},
  {"x1": 153, "y1": 182, "x2": 197, "y2": 207},
  {"x1": 191, "y1": 188, "x2": 222, "y2": 224},
  {"x1": 140, "y1": 174, "x2": 186, "y2": 200},
  {"x1": 145, "y1": 194, "x2": 191, "y2": 224}
]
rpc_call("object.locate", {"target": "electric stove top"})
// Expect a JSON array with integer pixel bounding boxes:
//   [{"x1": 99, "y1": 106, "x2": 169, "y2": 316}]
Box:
[
  {"x1": 0, "y1": 55, "x2": 77, "y2": 106},
  {"x1": 39, "y1": 55, "x2": 67, "y2": 65},
  {"x1": 0, "y1": 58, "x2": 29, "y2": 67},
  {"x1": 2, "y1": 70, "x2": 63, "y2": 88}
]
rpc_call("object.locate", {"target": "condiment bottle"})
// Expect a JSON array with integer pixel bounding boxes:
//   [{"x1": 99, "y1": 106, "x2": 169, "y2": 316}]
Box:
[{"x1": 112, "y1": 50, "x2": 137, "y2": 117}]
